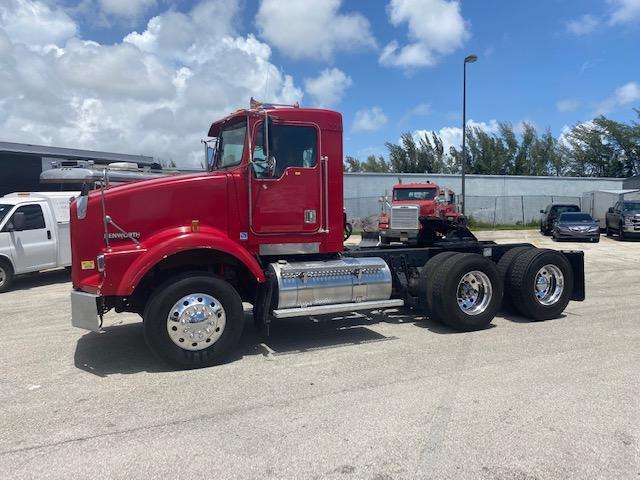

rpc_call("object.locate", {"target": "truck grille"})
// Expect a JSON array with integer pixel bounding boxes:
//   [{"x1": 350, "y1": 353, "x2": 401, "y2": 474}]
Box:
[{"x1": 390, "y1": 205, "x2": 419, "y2": 230}]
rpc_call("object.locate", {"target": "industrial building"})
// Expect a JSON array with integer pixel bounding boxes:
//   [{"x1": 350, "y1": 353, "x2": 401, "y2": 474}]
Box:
[{"x1": 0, "y1": 142, "x2": 156, "y2": 196}]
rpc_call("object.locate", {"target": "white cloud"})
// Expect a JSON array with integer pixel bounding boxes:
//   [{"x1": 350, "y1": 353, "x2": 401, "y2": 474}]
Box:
[
  {"x1": 556, "y1": 99, "x2": 580, "y2": 112},
  {"x1": 352, "y1": 107, "x2": 388, "y2": 132},
  {"x1": 609, "y1": 0, "x2": 640, "y2": 24},
  {"x1": 423, "y1": 119, "x2": 500, "y2": 153},
  {"x1": 410, "y1": 103, "x2": 432, "y2": 116},
  {"x1": 256, "y1": 0, "x2": 375, "y2": 61},
  {"x1": 566, "y1": 14, "x2": 600, "y2": 35},
  {"x1": 566, "y1": 1, "x2": 640, "y2": 35},
  {"x1": 99, "y1": 0, "x2": 156, "y2": 19},
  {"x1": 0, "y1": 0, "x2": 303, "y2": 168},
  {"x1": 0, "y1": 0, "x2": 77, "y2": 47},
  {"x1": 594, "y1": 81, "x2": 640, "y2": 115},
  {"x1": 380, "y1": 0, "x2": 469, "y2": 68},
  {"x1": 304, "y1": 68, "x2": 352, "y2": 108}
]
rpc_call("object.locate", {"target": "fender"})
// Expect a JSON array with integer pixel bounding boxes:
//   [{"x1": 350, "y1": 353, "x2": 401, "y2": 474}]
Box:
[
  {"x1": 0, "y1": 254, "x2": 14, "y2": 271},
  {"x1": 116, "y1": 225, "x2": 265, "y2": 296}
]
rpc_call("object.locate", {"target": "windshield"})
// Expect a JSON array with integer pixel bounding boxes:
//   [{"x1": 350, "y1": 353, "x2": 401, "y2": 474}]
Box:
[
  {"x1": 394, "y1": 188, "x2": 437, "y2": 201},
  {"x1": 560, "y1": 213, "x2": 593, "y2": 222},
  {"x1": 623, "y1": 201, "x2": 640, "y2": 212},
  {"x1": 213, "y1": 120, "x2": 246, "y2": 170},
  {"x1": 0, "y1": 204, "x2": 12, "y2": 224},
  {"x1": 551, "y1": 205, "x2": 580, "y2": 215}
]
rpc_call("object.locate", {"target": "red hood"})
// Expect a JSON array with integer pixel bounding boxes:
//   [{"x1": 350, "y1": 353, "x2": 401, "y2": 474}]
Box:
[{"x1": 70, "y1": 171, "x2": 229, "y2": 293}]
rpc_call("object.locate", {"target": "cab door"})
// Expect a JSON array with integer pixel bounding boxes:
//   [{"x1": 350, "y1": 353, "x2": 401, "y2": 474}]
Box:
[
  {"x1": 250, "y1": 122, "x2": 322, "y2": 234},
  {"x1": 4, "y1": 203, "x2": 57, "y2": 273}
]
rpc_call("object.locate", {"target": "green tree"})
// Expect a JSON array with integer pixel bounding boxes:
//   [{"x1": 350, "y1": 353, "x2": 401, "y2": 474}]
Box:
[
  {"x1": 361, "y1": 155, "x2": 390, "y2": 172},
  {"x1": 344, "y1": 156, "x2": 362, "y2": 172}
]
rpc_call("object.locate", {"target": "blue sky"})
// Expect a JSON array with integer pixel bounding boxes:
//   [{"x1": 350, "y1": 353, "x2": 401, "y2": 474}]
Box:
[{"x1": 1, "y1": 0, "x2": 639, "y2": 166}]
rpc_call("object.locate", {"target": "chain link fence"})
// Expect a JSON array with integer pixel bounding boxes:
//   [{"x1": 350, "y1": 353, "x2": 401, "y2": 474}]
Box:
[{"x1": 344, "y1": 195, "x2": 584, "y2": 230}]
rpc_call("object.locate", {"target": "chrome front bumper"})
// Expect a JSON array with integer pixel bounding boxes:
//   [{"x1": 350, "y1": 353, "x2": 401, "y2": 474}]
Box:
[
  {"x1": 71, "y1": 290, "x2": 101, "y2": 332},
  {"x1": 380, "y1": 228, "x2": 419, "y2": 240}
]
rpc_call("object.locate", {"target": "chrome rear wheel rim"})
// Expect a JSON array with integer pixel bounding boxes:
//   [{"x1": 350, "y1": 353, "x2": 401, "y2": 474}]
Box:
[
  {"x1": 534, "y1": 264, "x2": 564, "y2": 306},
  {"x1": 456, "y1": 270, "x2": 492, "y2": 315},
  {"x1": 166, "y1": 293, "x2": 226, "y2": 351}
]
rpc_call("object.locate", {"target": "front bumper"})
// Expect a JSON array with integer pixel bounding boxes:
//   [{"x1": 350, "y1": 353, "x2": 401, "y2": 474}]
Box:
[
  {"x1": 621, "y1": 224, "x2": 640, "y2": 233},
  {"x1": 380, "y1": 228, "x2": 419, "y2": 241},
  {"x1": 71, "y1": 290, "x2": 101, "y2": 332},
  {"x1": 556, "y1": 229, "x2": 600, "y2": 240}
]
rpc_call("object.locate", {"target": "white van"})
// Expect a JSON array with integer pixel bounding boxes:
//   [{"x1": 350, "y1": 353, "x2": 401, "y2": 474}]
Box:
[{"x1": 0, "y1": 192, "x2": 79, "y2": 292}]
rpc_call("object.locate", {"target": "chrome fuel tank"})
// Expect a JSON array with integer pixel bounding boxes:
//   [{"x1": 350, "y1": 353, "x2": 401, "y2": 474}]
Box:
[{"x1": 269, "y1": 257, "x2": 392, "y2": 309}]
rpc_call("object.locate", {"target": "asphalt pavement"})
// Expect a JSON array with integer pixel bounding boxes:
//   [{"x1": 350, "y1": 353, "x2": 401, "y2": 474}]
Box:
[{"x1": 0, "y1": 231, "x2": 639, "y2": 479}]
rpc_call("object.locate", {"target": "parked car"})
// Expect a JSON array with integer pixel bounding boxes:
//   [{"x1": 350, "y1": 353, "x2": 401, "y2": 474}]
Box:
[
  {"x1": 605, "y1": 199, "x2": 640, "y2": 240},
  {"x1": 0, "y1": 191, "x2": 78, "y2": 292},
  {"x1": 552, "y1": 212, "x2": 600, "y2": 242},
  {"x1": 540, "y1": 204, "x2": 580, "y2": 235}
]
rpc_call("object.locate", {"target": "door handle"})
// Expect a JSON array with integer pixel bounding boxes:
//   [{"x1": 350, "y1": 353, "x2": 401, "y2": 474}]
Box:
[{"x1": 47, "y1": 230, "x2": 51, "y2": 240}]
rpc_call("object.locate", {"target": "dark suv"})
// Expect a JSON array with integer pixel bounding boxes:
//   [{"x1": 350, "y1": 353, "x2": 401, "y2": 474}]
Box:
[{"x1": 540, "y1": 204, "x2": 580, "y2": 235}]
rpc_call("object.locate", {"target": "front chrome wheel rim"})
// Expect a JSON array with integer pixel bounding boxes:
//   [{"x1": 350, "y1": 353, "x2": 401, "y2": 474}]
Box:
[
  {"x1": 167, "y1": 293, "x2": 226, "y2": 351},
  {"x1": 456, "y1": 271, "x2": 492, "y2": 315},
  {"x1": 534, "y1": 264, "x2": 564, "y2": 306},
  {"x1": 0, "y1": 266, "x2": 6, "y2": 287}
]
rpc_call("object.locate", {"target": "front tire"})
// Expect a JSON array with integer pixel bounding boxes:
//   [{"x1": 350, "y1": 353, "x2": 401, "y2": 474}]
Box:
[
  {"x1": 143, "y1": 274, "x2": 244, "y2": 369},
  {"x1": 0, "y1": 260, "x2": 14, "y2": 293},
  {"x1": 619, "y1": 223, "x2": 626, "y2": 241},
  {"x1": 506, "y1": 249, "x2": 573, "y2": 321},
  {"x1": 430, "y1": 253, "x2": 503, "y2": 331}
]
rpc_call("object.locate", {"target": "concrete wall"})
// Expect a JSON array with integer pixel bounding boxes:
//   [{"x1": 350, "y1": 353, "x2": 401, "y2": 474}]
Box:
[
  {"x1": 344, "y1": 173, "x2": 626, "y2": 225},
  {"x1": 344, "y1": 172, "x2": 625, "y2": 199}
]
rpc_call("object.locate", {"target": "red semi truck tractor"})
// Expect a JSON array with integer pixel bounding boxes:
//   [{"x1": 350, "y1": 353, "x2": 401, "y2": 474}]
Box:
[
  {"x1": 69, "y1": 103, "x2": 585, "y2": 369},
  {"x1": 378, "y1": 182, "x2": 462, "y2": 244}
]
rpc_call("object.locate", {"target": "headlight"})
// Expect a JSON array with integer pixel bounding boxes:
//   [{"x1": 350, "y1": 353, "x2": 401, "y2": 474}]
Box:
[{"x1": 96, "y1": 254, "x2": 105, "y2": 272}]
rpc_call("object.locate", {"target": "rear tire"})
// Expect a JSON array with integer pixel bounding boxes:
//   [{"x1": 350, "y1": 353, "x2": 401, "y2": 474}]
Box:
[
  {"x1": 430, "y1": 253, "x2": 503, "y2": 331},
  {"x1": 506, "y1": 249, "x2": 573, "y2": 321},
  {"x1": 418, "y1": 252, "x2": 459, "y2": 314},
  {"x1": 0, "y1": 260, "x2": 14, "y2": 293},
  {"x1": 497, "y1": 246, "x2": 533, "y2": 311},
  {"x1": 143, "y1": 274, "x2": 244, "y2": 369}
]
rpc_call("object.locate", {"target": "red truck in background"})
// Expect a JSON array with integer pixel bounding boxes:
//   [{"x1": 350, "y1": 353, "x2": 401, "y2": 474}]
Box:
[
  {"x1": 378, "y1": 182, "x2": 462, "y2": 244},
  {"x1": 69, "y1": 101, "x2": 585, "y2": 369}
]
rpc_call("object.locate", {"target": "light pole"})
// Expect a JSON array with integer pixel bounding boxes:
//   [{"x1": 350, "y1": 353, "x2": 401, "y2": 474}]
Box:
[{"x1": 461, "y1": 53, "x2": 477, "y2": 217}]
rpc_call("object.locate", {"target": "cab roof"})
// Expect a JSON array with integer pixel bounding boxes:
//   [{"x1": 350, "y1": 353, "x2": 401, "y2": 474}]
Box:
[
  {"x1": 207, "y1": 107, "x2": 342, "y2": 137},
  {"x1": 393, "y1": 182, "x2": 438, "y2": 189}
]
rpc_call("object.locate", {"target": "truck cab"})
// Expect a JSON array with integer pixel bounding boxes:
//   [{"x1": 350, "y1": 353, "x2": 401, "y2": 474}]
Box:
[
  {"x1": 0, "y1": 192, "x2": 77, "y2": 292},
  {"x1": 379, "y1": 182, "x2": 459, "y2": 244}
]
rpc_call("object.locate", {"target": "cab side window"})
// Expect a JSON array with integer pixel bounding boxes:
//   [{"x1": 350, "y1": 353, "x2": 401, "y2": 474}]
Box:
[
  {"x1": 12, "y1": 205, "x2": 45, "y2": 230},
  {"x1": 253, "y1": 124, "x2": 317, "y2": 178}
]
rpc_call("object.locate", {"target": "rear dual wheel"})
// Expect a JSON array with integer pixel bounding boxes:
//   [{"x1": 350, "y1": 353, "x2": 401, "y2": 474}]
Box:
[
  {"x1": 502, "y1": 248, "x2": 573, "y2": 320},
  {"x1": 420, "y1": 253, "x2": 503, "y2": 331}
]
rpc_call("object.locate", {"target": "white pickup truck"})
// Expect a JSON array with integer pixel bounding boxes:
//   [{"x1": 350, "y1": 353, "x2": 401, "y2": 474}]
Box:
[{"x1": 0, "y1": 192, "x2": 79, "y2": 292}]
